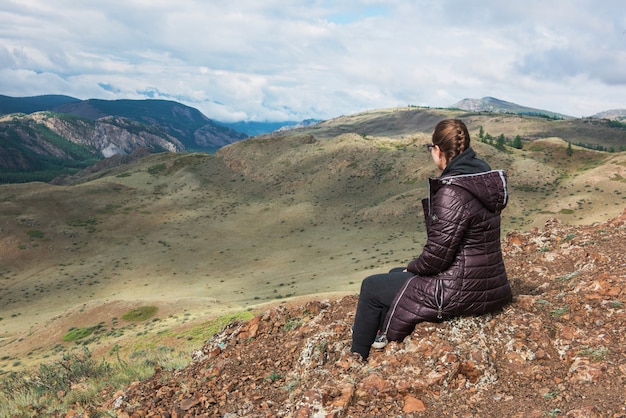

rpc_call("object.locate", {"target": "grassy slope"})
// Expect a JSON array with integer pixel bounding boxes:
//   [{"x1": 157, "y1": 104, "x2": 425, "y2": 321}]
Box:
[{"x1": 1, "y1": 107, "x2": 625, "y2": 371}]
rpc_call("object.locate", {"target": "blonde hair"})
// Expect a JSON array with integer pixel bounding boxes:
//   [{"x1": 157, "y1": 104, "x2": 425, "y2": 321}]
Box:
[{"x1": 432, "y1": 119, "x2": 470, "y2": 163}]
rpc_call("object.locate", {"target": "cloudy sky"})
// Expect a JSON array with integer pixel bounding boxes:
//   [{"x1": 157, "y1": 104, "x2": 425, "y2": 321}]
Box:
[{"x1": 1, "y1": 1, "x2": 625, "y2": 122}]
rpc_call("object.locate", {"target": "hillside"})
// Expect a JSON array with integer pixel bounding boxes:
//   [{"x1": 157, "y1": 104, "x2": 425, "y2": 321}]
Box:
[
  {"x1": 3, "y1": 97, "x2": 625, "y2": 184},
  {"x1": 96, "y1": 211, "x2": 626, "y2": 417},
  {"x1": 0, "y1": 106, "x2": 625, "y2": 415},
  {"x1": 1, "y1": 108, "x2": 625, "y2": 329},
  {"x1": 0, "y1": 112, "x2": 184, "y2": 182},
  {"x1": 53, "y1": 98, "x2": 248, "y2": 150},
  {"x1": 288, "y1": 107, "x2": 626, "y2": 150}
]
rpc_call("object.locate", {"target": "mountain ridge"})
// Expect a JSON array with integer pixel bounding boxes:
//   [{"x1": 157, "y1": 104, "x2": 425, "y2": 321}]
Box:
[
  {"x1": 2, "y1": 103, "x2": 626, "y2": 184},
  {"x1": 592, "y1": 108, "x2": 626, "y2": 121},
  {"x1": 0, "y1": 94, "x2": 80, "y2": 114},
  {"x1": 452, "y1": 96, "x2": 573, "y2": 119}
]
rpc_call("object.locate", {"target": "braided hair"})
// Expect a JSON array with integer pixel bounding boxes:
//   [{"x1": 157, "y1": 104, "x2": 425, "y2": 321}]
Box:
[{"x1": 432, "y1": 119, "x2": 471, "y2": 164}]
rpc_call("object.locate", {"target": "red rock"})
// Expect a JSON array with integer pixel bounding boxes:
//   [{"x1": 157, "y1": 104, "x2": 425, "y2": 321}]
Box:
[
  {"x1": 568, "y1": 358, "x2": 604, "y2": 383},
  {"x1": 178, "y1": 398, "x2": 197, "y2": 411},
  {"x1": 356, "y1": 374, "x2": 395, "y2": 398},
  {"x1": 505, "y1": 352, "x2": 527, "y2": 374},
  {"x1": 330, "y1": 383, "x2": 355, "y2": 408},
  {"x1": 460, "y1": 360, "x2": 482, "y2": 383},
  {"x1": 403, "y1": 396, "x2": 426, "y2": 413}
]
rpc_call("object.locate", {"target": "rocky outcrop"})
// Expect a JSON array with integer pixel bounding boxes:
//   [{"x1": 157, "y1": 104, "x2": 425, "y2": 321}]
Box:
[{"x1": 33, "y1": 113, "x2": 184, "y2": 155}]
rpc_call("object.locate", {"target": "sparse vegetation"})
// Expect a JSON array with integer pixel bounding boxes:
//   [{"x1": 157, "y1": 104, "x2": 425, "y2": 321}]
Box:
[
  {"x1": 0, "y1": 309, "x2": 256, "y2": 416},
  {"x1": 122, "y1": 306, "x2": 159, "y2": 322},
  {"x1": 549, "y1": 306, "x2": 569, "y2": 317},
  {"x1": 67, "y1": 218, "x2": 98, "y2": 233},
  {"x1": 0, "y1": 344, "x2": 177, "y2": 416},
  {"x1": 62, "y1": 325, "x2": 102, "y2": 342},
  {"x1": 576, "y1": 346, "x2": 609, "y2": 361},
  {"x1": 26, "y1": 229, "x2": 45, "y2": 238}
]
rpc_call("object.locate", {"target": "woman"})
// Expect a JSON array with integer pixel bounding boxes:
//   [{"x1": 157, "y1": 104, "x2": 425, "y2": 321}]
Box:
[{"x1": 350, "y1": 119, "x2": 512, "y2": 360}]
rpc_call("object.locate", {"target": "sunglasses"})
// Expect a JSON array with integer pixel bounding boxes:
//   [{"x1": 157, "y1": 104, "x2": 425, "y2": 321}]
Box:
[{"x1": 425, "y1": 143, "x2": 436, "y2": 153}]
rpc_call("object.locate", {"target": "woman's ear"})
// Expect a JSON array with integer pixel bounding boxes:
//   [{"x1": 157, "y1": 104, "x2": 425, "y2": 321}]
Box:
[{"x1": 433, "y1": 146, "x2": 447, "y2": 170}]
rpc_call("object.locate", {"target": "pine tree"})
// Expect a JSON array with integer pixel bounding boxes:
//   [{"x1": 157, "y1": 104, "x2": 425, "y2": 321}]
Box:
[{"x1": 496, "y1": 134, "x2": 506, "y2": 151}]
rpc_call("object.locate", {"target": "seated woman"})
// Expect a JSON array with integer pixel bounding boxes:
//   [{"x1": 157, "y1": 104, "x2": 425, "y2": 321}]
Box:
[{"x1": 350, "y1": 119, "x2": 512, "y2": 360}]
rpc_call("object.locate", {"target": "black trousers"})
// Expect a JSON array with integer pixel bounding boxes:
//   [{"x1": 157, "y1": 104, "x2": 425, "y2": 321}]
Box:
[{"x1": 350, "y1": 267, "x2": 413, "y2": 359}]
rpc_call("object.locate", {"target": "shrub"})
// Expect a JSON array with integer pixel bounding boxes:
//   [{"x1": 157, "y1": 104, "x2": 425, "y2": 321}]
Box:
[
  {"x1": 62, "y1": 325, "x2": 101, "y2": 342},
  {"x1": 122, "y1": 306, "x2": 158, "y2": 322},
  {"x1": 0, "y1": 347, "x2": 111, "y2": 416},
  {"x1": 38, "y1": 348, "x2": 111, "y2": 393}
]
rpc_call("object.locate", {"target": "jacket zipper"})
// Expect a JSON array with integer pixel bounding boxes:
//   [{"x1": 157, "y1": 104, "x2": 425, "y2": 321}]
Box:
[
  {"x1": 381, "y1": 275, "x2": 417, "y2": 337},
  {"x1": 435, "y1": 276, "x2": 444, "y2": 319}
]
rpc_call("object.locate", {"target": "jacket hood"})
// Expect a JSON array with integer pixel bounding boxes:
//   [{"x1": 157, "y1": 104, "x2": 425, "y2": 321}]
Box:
[{"x1": 430, "y1": 170, "x2": 508, "y2": 213}]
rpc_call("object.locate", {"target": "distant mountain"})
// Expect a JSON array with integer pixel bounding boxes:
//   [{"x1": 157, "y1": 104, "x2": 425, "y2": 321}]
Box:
[
  {"x1": 218, "y1": 119, "x2": 322, "y2": 136},
  {"x1": 0, "y1": 95, "x2": 248, "y2": 151},
  {"x1": 0, "y1": 95, "x2": 251, "y2": 183},
  {"x1": 0, "y1": 94, "x2": 80, "y2": 115},
  {"x1": 276, "y1": 119, "x2": 322, "y2": 132},
  {"x1": 451, "y1": 97, "x2": 572, "y2": 119},
  {"x1": 0, "y1": 112, "x2": 185, "y2": 183},
  {"x1": 52, "y1": 99, "x2": 247, "y2": 151},
  {"x1": 592, "y1": 109, "x2": 626, "y2": 121}
]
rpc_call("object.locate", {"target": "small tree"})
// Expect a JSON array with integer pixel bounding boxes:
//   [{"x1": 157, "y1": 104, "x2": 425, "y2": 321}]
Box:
[
  {"x1": 512, "y1": 135, "x2": 523, "y2": 149},
  {"x1": 566, "y1": 141, "x2": 573, "y2": 157},
  {"x1": 496, "y1": 134, "x2": 506, "y2": 151}
]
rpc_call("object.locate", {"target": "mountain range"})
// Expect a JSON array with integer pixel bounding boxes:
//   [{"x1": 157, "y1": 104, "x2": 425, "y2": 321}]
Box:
[
  {"x1": 0, "y1": 94, "x2": 249, "y2": 150},
  {"x1": 0, "y1": 95, "x2": 322, "y2": 183},
  {"x1": 1, "y1": 94, "x2": 625, "y2": 183},
  {"x1": 451, "y1": 96, "x2": 626, "y2": 122},
  {"x1": 0, "y1": 95, "x2": 245, "y2": 182}
]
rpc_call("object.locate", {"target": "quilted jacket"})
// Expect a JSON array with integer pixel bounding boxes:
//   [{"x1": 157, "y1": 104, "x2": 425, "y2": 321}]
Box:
[{"x1": 382, "y1": 148, "x2": 512, "y2": 341}]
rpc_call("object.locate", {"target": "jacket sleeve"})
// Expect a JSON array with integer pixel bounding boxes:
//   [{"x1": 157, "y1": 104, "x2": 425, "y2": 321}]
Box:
[{"x1": 407, "y1": 185, "x2": 470, "y2": 275}]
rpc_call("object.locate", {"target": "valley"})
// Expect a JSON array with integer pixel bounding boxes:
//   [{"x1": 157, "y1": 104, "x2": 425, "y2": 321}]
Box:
[{"x1": 1, "y1": 107, "x2": 625, "y2": 373}]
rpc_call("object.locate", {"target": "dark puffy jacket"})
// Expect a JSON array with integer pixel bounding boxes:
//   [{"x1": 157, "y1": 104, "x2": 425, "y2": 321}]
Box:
[{"x1": 382, "y1": 149, "x2": 512, "y2": 341}]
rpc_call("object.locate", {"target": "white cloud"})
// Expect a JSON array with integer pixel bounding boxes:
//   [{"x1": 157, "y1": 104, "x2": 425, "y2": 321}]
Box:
[{"x1": 0, "y1": 0, "x2": 625, "y2": 121}]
